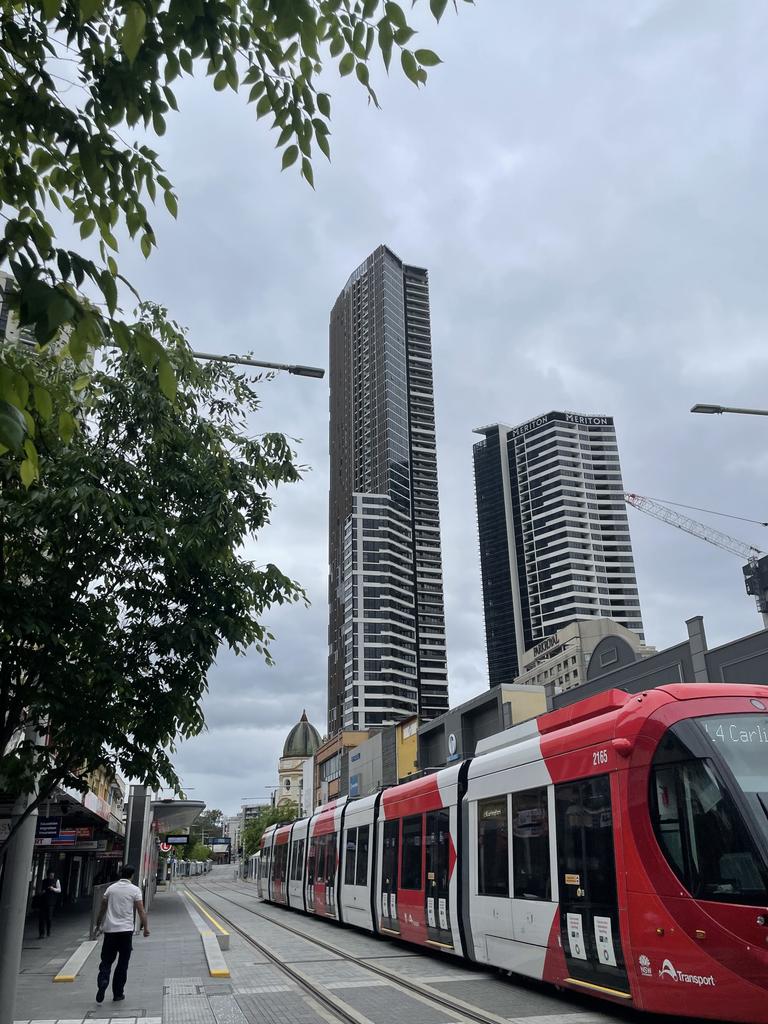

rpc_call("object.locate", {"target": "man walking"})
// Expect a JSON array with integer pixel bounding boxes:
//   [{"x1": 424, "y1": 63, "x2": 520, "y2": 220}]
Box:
[
  {"x1": 37, "y1": 871, "x2": 61, "y2": 938},
  {"x1": 94, "y1": 865, "x2": 150, "y2": 1003}
]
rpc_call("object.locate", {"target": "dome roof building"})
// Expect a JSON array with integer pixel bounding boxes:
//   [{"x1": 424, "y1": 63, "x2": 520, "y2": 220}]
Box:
[
  {"x1": 282, "y1": 710, "x2": 321, "y2": 759},
  {"x1": 277, "y1": 711, "x2": 321, "y2": 812}
]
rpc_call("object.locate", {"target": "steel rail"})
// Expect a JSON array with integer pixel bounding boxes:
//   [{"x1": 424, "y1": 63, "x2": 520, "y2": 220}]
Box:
[{"x1": 189, "y1": 880, "x2": 518, "y2": 1024}]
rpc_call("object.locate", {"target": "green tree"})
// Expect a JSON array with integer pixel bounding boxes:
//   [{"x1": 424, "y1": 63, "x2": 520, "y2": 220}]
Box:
[
  {"x1": 0, "y1": 315, "x2": 303, "y2": 850},
  {"x1": 0, "y1": 0, "x2": 468, "y2": 471},
  {"x1": 242, "y1": 801, "x2": 298, "y2": 858},
  {"x1": 187, "y1": 841, "x2": 211, "y2": 861},
  {"x1": 193, "y1": 808, "x2": 225, "y2": 839}
]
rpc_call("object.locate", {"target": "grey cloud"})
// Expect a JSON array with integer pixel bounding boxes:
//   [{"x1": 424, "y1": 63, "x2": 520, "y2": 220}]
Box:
[{"x1": 104, "y1": 1, "x2": 768, "y2": 813}]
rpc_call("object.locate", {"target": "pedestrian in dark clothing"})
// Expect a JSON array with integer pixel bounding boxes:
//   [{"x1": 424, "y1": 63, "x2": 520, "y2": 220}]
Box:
[
  {"x1": 38, "y1": 872, "x2": 61, "y2": 938},
  {"x1": 94, "y1": 864, "x2": 150, "y2": 1003}
]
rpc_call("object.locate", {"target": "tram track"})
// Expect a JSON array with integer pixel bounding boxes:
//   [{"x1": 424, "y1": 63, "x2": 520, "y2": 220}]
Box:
[{"x1": 188, "y1": 879, "x2": 533, "y2": 1024}]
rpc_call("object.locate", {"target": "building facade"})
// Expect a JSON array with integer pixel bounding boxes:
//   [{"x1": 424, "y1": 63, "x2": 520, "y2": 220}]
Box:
[
  {"x1": 473, "y1": 411, "x2": 644, "y2": 685},
  {"x1": 417, "y1": 683, "x2": 551, "y2": 771},
  {"x1": 327, "y1": 245, "x2": 448, "y2": 734},
  {"x1": 277, "y1": 710, "x2": 320, "y2": 809},
  {"x1": 514, "y1": 617, "x2": 655, "y2": 694},
  {"x1": 554, "y1": 615, "x2": 768, "y2": 708}
]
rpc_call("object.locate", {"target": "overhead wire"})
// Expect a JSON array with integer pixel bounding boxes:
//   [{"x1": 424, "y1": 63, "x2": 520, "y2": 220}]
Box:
[{"x1": 640, "y1": 496, "x2": 768, "y2": 528}]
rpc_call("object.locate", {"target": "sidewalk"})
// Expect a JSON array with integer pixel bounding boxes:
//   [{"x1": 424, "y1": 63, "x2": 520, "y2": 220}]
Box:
[{"x1": 14, "y1": 885, "x2": 211, "y2": 1024}]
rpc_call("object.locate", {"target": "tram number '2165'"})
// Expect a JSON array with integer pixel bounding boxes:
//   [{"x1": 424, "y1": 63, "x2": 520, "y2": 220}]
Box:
[{"x1": 592, "y1": 749, "x2": 609, "y2": 767}]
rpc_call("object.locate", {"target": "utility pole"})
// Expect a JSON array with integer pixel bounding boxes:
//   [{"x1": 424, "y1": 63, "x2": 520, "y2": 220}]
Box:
[{"x1": 0, "y1": 727, "x2": 40, "y2": 1024}]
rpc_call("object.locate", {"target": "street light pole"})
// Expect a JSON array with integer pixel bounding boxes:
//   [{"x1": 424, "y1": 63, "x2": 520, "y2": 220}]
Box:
[
  {"x1": 691, "y1": 403, "x2": 768, "y2": 417},
  {"x1": 192, "y1": 351, "x2": 325, "y2": 379}
]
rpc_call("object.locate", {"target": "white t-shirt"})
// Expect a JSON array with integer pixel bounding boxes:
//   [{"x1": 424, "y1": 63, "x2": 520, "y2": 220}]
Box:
[{"x1": 103, "y1": 879, "x2": 142, "y2": 933}]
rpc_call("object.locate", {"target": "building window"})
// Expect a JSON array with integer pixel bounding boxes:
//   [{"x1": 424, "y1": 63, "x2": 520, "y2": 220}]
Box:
[
  {"x1": 512, "y1": 788, "x2": 551, "y2": 900},
  {"x1": 401, "y1": 815, "x2": 422, "y2": 889},
  {"x1": 478, "y1": 797, "x2": 509, "y2": 897}
]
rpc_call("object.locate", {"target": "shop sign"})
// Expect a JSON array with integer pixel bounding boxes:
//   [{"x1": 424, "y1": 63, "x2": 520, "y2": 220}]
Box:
[
  {"x1": 36, "y1": 816, "x2": 61, "y2": 838},
  {"x1": 83, "y1": 791, "x2": 111, "y2": 821},
  {"x1": 75, "y1": 826, "x2": 94, "y2": 839}
]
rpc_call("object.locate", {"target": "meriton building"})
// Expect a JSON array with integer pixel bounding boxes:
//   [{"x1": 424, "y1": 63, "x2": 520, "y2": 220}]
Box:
[
  {"x1": 473, "y1": 410, "x2": 644, "y2": 686},
  {"x1": 327, "y1": 245, "x2": 449, "y2": 735}
]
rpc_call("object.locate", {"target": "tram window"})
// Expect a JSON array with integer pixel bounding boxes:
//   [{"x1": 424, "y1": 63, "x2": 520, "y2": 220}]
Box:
[
  {"x1": 651, "y1": 745, "x2": 768, "y2": 905},
  {"x1": 291, "y1": 839, "x2": 305, "y2": 880},
  {"x1": 356, "y1": 825, "x2": 370, "y2": 886},
  {"x1": 344, "y1": 828, "x2": 358, "y2": 886},
  {"x1": 401, "y1": 815, "x2": 423, "y2": 890},
  {"x1": 325, "y1": 832, "x2": 338, "y2": 884},
  {"x1": 478, "y1": 797, "x2": 509, "y2": 897},
  {"x1": 307, "y1": 841, "x2": 317, "y2": 885},
  {"x1": 512, "y1": 787, "x2": 551, "y2": 900}
]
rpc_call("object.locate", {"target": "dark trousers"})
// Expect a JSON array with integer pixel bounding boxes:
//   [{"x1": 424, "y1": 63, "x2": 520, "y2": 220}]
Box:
[
  {"x1": 38, "y1": 903, "x2": 53, "y2": 937},
  {"x1": 98, "y1": 931, "x2": 133, "y2": 997}
]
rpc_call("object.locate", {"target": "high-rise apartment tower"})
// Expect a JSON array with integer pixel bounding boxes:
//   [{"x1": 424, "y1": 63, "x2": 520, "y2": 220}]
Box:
[
  {"x1": 327, "y1": 245, "x2": 448, "y2": 735},
  {"x1": 473, "y1": 411, "x2": 644, "y2": 686}
]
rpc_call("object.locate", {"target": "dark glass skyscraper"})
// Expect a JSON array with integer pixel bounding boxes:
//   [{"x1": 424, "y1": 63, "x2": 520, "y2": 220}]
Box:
[
  {"x1": 327, "y1": 246, "x2": 448, "y2": 735},
  {"x1": 473, "y1": 411, "x2": 644, "y2": 686}
]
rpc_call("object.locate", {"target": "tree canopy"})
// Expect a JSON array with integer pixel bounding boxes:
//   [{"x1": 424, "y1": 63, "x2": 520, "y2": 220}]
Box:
[
  {"x1": 194, "y1": 808, "x2": 225, "y2": 838},
  {"x1": 0, "y1": 0, "x2": 469, "y2": 476},
  {"x1": 0, "y1": 317, "x2": 302, "y2": 849},
  {"x1": 242, "y1": 800, "x2": 297, "y2": 857}
]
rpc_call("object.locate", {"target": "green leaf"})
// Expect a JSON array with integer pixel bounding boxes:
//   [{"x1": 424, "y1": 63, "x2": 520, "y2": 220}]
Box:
[
  {"x1": 385, "y1": 1, "x2": 407, "y2": 29},
  {"x1": 400, "y1": 48, "x2": 420, "y2": 84},
  {"x1": 43, "y1": 0, "x2": 59, "y2": 19},
  {"x1": 80, "y1": 219, "x2": 96, "y2": 240},
  {"x1": 79, "y1": 0, "x2": 100, "y2": 22},
  {"x1": 122, "y1": 1, "x2": 146, "y2": 62},
  {"x1": 23, "y1": 438, "x2": 39, "y2": 472},
  {"x1": 415, "y1": 49, "x2": 442, "y2": 66},
  {"x1": 213, "y1": 69, "x2": 228, "y2": 91},
  {"x1": 73, "y1": 374, "x2": 91, "y2": 393},
  {"x1": 164, "y1": 191, "x2": 178, "y2": 218},
  {"x1": 47, "y1": 291, "x2": 75, "y2": 332},
  {"x1": 329, "y1": 33, "x2": 344, "y2": 58},
  {"x1": 33, "y1": 385, "x2": 53, "y2": 422},
  {"x1": 281, "y1": 145, "x2": 299, "y2": 170},
  {"x1": 20, "y1": 458, "x2": 36, "y2": 489},
  {"x1": 0, "y1": 399, "x2": 26, "y2": 451},
  {"x1": 179, "y1": 49, "x2": 193, "y2": 74},
  {"x1": 101, "y1": 272, "x2": 118, "y2": 315},
  {"x1": 301, "y1": 157, "x2": 315, "y2": 189},
  {"x1": 157, "y1": 357, "x2": 177, "y2": 402},
  {"x1": 356, "y1": 63, "x2": 370, "y2": 86},
  {"x1": 430, "y1": 0, "x2": 449, "y2": 21},
  {"x1": 317, "y1": 93, "x2": 331, "y2": 118},
  {"x1": 339, "y1": 52, "x2": 355, "y2": 76},
  {"x1": 59, "y1": 410, "x2": 76, "y2": 444},
  {"x1": 140, "y1": 233, "x2": 153, "y2": 258}
]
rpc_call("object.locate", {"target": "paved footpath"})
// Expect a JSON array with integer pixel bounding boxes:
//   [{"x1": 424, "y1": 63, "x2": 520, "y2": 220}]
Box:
[
  {"x1": 13, "y1": 866, "x2": 671, "y2": 1024},
  {"x1": 14, "y1": 875, "x2": 233, "y2": 1024}
]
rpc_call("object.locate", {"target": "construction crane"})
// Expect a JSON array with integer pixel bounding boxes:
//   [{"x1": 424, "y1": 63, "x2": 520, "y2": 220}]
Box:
[{"x1": 624, "y1": 492, "x2": 768, "y2": 626}]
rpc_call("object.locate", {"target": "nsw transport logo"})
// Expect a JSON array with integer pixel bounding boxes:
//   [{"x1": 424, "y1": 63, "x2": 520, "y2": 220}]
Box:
[{"x1": 657, "y1": 957, "x2": 715, "y2": 987}]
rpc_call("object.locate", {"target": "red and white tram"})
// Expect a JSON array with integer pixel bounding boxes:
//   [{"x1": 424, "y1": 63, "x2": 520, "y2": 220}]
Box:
[{"x1": 253, "y1": 685, "x2": 768, "y2": 1023}]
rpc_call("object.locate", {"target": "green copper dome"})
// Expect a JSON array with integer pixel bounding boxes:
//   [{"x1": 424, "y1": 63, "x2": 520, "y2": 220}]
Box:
[{"x1": 282, "y1": 710, "x2": 320, "y2": 758}]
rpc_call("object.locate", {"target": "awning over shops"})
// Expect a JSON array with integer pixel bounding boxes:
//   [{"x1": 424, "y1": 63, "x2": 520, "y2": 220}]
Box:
[{"x1": 151, "y1": 799, "x2": 205, "y2": 833}]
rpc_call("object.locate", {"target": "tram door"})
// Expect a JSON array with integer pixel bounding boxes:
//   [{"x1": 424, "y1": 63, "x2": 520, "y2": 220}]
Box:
[
  {"x1": 555, "y1": 775, "x2": 629, "y2": 995},
  {"x1": 425, "y1": 810, "x2": 453, "y2": 947},
  {"x1": 380, "y1": 820, "x2": 400, "y2": 933}
]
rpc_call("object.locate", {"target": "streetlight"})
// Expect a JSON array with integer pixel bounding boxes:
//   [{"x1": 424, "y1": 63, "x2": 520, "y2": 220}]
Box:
[
  {"x1": 192, "y1": 350, "x2": 325, "y2": 379},
  {"x1": 691, "y1": 403, "x2": 768, "y2": 417}
]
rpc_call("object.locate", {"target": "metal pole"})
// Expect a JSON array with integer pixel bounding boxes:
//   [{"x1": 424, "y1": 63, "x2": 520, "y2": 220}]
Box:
[
  {"x1": 691, "y1": 403, "x2": 768, "y2": 417},
  {"x1": 191, "y1": 350, "x2": 325, "y2": 379},
  {"x1": 0, "y1": 729, "x2": 39, "y2": 1024}
]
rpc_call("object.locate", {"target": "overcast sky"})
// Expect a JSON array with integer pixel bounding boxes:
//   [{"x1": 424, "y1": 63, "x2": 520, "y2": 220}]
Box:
[{"x1": 109, "y1": 1, "x2": 768, "y2": 816}]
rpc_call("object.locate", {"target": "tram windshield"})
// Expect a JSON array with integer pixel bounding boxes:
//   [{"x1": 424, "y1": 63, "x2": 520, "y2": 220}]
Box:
[
  {"x1": 650, "y1": 716, "x2": 768, "y2": 906},
  {"x1": 697, "y1": 714, "x2": 768, "y2": 796}
]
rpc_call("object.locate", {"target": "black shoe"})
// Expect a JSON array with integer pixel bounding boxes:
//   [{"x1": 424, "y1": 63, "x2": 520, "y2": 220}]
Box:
[
  {"x1": 96, "y1": 984, "x2": 106, "y2": 1003},
  {"x1": 113, "y1": 994, "x2": 125, "y2": 1001}
]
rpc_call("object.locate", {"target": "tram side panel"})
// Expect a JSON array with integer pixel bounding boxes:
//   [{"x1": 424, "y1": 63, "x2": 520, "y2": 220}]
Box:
[
  {"x1": 271, "y1": 824, "x2": 292, "y2": 906},
  {"x1": 288, "y1": 818, "x2": 309, "y2": 910},
  {"x1": 464, "y1": 729, "x2": 560, "y2": 981},
  {"x1": 376, "y1": 767, "x2": 463, "y2": 954},
  {"x1": 339, "y1": 794, "x2": 378, "y2": 932},
  {"x1": 306, "y1": 798, "x2": 348, "y2": 920}
]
